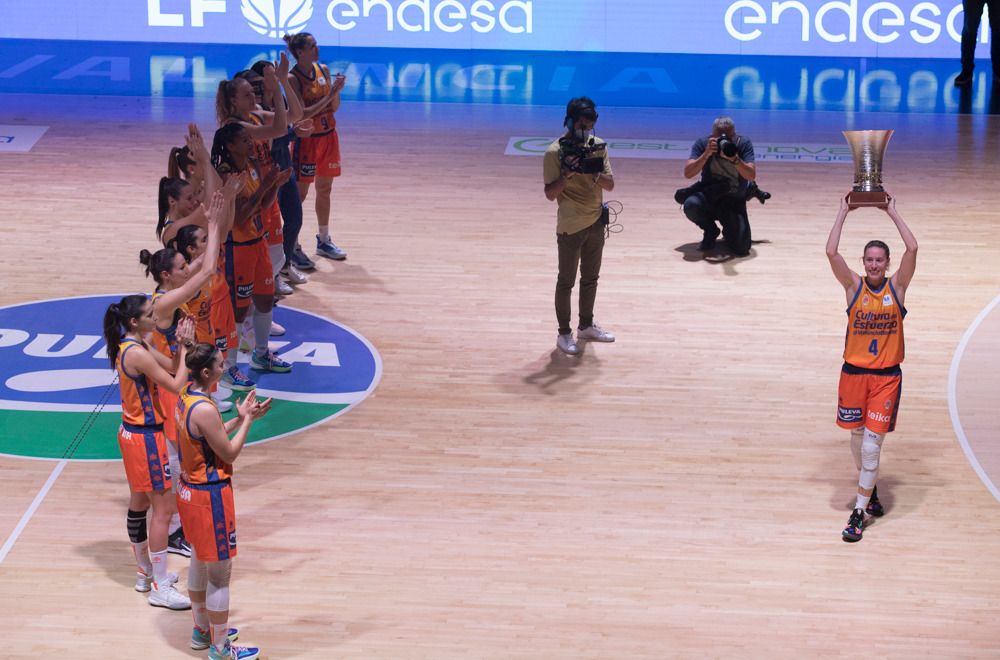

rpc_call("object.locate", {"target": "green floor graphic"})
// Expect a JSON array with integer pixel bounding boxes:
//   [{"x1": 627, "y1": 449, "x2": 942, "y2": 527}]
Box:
[{"x1": 0, "y1": 399, "x2": 347, "y2": 460}]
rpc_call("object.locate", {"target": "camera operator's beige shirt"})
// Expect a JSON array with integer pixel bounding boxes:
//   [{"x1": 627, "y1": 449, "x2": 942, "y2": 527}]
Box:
[{"x1": 543, "y1": 137, "x2": 613, "y2": 235}]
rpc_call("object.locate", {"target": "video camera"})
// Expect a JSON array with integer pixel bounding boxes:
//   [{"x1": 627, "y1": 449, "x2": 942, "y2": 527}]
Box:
[{"x1": 558, "y1": 136, "x2": 607, "y2": 175}]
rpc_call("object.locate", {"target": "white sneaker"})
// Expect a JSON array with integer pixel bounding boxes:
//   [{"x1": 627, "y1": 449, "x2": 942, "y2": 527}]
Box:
[
  {"x1": 135, "y1": 570, "x2": 178, "y2": 593},
  {"x1": 577, "y1": 323, "x2": 615, "y2": 343},
  {"x1": 556, "y1": 333, "x2": 580, "y2": 355},
  {"x1": 212, "y1": 394, "x2": 233, "y2": 413},
  {"x1": 275, "y1": 278, "x2": 294, "y2": 296},
  {"x1": 148, "y1": 582, "x2": 191, "y2": 610},
  {"x1": 270, "y1": 321, "x2": 286, "y2": 337},
  {"x1": 282, "y1": 264, "x2": 308, "y2": 284},
  {"x1": 215, "y1": 383, "x2": 232, "y2": 400}
]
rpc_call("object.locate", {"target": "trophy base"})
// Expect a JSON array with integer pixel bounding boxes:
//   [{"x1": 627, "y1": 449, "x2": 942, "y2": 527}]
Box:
[{"x1": 847, "y1": 191, "x2": 889, "y2": 209}]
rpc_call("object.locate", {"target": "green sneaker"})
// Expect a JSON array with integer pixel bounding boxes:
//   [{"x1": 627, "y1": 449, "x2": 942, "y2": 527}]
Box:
[{"x1": 191, "y1": 626, "x2": 239, "y2": 651}]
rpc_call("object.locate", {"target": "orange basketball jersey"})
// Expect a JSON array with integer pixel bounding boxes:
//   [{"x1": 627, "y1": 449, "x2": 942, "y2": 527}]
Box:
[
  {"x1": 293, "y1": 63, "x2": 336, "y2": 134},
  {"x1": 181, "y1": 283, "x2": 213, "y2": 345},
  {"x1": 116, "y1": 338, "x2": 165, "y2": 427},
  {"x1": 176, "y1": 383, "x2": 233, "y2": 485},
  {"x1": 843, "y1": 276, "x2": 906, "y2": 369},
  {"x1": 220, "y1": 161, "x2": 263, "y2": 244}
]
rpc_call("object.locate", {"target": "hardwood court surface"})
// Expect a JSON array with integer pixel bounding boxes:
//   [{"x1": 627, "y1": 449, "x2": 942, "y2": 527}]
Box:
[{"x1": 1, "y1": 95, "x2": 1000, "y2": 658}]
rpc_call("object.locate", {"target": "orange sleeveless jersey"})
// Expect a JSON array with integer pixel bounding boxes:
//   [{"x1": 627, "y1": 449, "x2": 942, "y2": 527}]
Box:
[
  {"x1": 245, "y1": 112, "x2": 274, "y2": 172},
  {"x1": 843, "y1": 276, "x2": 906, "y2": 369},
  {"x1": 219, "y1": 161, "x2": 263, "y2": 243},
  {"x1": 176, "y1": 383, "x2": 234, "y2": 484},
  {"x1": 293, "y1": 63, "x2": 336, "y2": 134},
  {"x1": 117, "y1": 338, "x2": 165, "y2": 426},
  {"x1": 149, "y1": 289, "x2": 179, "y2": 358},
  {"x1": 181, "y1": 284, "x2": 213, "y2": 345}
]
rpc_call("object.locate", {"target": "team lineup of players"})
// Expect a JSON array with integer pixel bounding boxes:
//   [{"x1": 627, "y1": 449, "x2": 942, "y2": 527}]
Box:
[{"x1": 100, "y1": 32, "x2": 344, "y2": 660}]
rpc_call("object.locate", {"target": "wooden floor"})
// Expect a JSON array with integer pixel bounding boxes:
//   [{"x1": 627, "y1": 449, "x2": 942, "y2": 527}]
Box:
[{"x1": 2, "y1": 94, "x2": 1000, "y2": 658}]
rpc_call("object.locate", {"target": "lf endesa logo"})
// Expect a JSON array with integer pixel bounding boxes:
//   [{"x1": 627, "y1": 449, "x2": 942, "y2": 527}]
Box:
[
  {"x1": 725, "y1": 1, "x2": 984, "y2": 45},
  {"x1": 147, "y1": 0, "x2": 533, "y2": 36}
]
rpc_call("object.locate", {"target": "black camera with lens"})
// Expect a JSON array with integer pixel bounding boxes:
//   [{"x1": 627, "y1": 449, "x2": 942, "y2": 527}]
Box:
[
  {"x1": 717, "y1": 133, "x2": 738, "y2": 159},
  {"x1": 559, "y1": 136, "x2": 607, "y2": 175}
]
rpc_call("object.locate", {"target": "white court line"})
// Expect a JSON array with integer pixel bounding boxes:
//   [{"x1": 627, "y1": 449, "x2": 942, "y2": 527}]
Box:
[
  {"x1": 0, "y1": 460, "x2": 67, "y2": 564},
  {"x1": 947, "y1": 293, "x2": 1000, "y2": 506}
]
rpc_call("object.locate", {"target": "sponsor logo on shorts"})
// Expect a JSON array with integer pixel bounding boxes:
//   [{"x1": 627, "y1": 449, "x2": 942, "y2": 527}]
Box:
[
  {"x1": 838, "y1": 406, "x2": 863, "y2": 423},
  {"x1": 178, "y1": 486, "x2": 192, "y2": 503},
  {"x1": 235, "y1": 283, "x2": 255, "y2": 299},
  {"x1": 229, "y1": 531, "x2": 238, "y2": 548},
  {"x1": 868, "y1": 410, "x2": 892, "y2": 423},
  {"x1": 884, "y1": 399, "x2": 893, "y2": 410},
  {"x1": 163, "y1": 461, "x2": 172, "y2": 478},
  {"x1": 300, "y1": 163, "x2": 317, "y2": 177}
]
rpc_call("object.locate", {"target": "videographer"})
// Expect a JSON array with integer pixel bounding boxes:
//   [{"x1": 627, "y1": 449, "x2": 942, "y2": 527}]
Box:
[
  {"x1": 680, "y1": 116, "x2": 756, "y2": 256},
  {"x1": 543, "y1": 96, "x2": 616, "y2": 356}
]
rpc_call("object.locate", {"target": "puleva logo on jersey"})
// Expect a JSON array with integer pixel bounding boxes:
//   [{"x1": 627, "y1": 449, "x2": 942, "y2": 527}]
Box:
[
  {"x1": 0, "y1": 295, "x2": 381, "y2": 461},
  {"x1": 242, "y1": 0, "x2": 313, "y2": 38}
]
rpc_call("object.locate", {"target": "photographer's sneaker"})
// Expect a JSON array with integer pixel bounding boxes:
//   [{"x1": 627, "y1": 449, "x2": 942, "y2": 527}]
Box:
[
  {"x1": 212, "y1": 392, "x2": 233, "y2": 414},
  {"x1": 148, "y1": 582, "x2": 191, "y2": 610},
  {"x1": 316, "y1": 235, "x2": 347, "y2": 260},
  {"x1": 135, "y1": 570, "x2": 177, "y2": 593},
  {"x1": 556, "y1": 333, "x2": 580, "y2": 356},
  {"x1": 209, "y1": 640, "x2": 260, "y2": 660},
  {"x1": 222, "y1": 366, "x2": 256, "y2": 392},
  {"x1": 281, "y1": 264, "x2": 309, "y2": 284},
  {"x1": 251, "y1": 349, "x2": 292, "y2": 373},
  {"x1": 167, "y1": 528, "x2": 192, "y2": 557},
  {"x1": 578, "y1": 324, "x2": 615, "y2": 343},
  {"x1": 269, "y1": 321, "x2": 286, "y2": 337},
  {"x1": 291, "y1": 245, "x2": 316, "y2": 271},
  {"x1": 191, "y1": 626, "x2": 239, "y2": 651},
  {"x1": 275, "y1": 278, "x2": 294, "y2": 296}
]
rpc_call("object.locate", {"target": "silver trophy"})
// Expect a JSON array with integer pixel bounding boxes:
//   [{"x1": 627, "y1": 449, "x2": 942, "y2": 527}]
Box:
[{"x1": 842, "y1": 130, "x2": 893, "y2": 208}]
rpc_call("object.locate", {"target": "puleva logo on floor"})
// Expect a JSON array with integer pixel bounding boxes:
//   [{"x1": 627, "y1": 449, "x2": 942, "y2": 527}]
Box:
[
  {"x1": 241, "y1": 0, "x2": 313, "y2": 38},
  {"x1": 0, "y1": 294, "x2": 381, "y2": 461}
]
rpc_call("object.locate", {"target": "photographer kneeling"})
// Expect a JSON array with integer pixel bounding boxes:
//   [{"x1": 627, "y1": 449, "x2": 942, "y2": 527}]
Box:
[
  {"x1": 680, "y1": 117, "x2": 757, "y2": 256},
  {"x1": 543, "y1": 96, "x2": 615, "y2": 356}
]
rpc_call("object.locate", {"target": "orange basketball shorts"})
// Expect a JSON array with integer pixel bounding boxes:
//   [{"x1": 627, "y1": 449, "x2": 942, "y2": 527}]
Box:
[
  {"x1": 836, "y1": 364, "x2": 902, "y2": 434},
  {"x1": 294, "y1": 130, "x2": 341, "y2": 183},
  {"x1": 224, "y1": 239, "x2": 274, "y2": 310},
  {"x1": 176, "y1": 479, "x2": 238, "y2": 562},
  {"x1": 118, "y1": 422, "x2": 172, "y2": 493}
]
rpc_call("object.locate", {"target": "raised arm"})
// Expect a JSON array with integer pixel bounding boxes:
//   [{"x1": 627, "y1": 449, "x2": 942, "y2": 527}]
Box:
[
  {"x1": 826, "y1": 195, "x2": 860, "y2": 296},
  {"x1": 153, "y1": 193, "x2": 224, "y2": 317},
  {"x1": 186, "y1": 123, "x2": 220, "y2": 205},
  {"x1": 126, "y1": 339, "x2": 191, "y2": 395},
  {"x1": 885, "y1": 195, "x2": 917, "y2": 298}
]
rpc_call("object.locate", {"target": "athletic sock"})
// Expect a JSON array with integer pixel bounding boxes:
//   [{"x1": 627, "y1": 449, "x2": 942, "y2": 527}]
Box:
[
  {"x1": 150, "y1": 548, "x2": 169, "y2": 587},
  {"x1": 253, "y1": 308, "x2": 272, "y2": 356},
  {"x1": 132, "y1": 541, "x2": 152, "y2": 575},
  {"x1": 211, "y1": 621, "x2": 229, "y2": 652},
  {"x1": 318, "y1": 227, "x2": 330, "y2": 242}
]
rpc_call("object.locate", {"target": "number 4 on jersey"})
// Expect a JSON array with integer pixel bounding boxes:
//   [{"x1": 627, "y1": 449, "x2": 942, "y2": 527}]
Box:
[{"x1": 868, "y1": 339, "x2": 878, "y2": 356}]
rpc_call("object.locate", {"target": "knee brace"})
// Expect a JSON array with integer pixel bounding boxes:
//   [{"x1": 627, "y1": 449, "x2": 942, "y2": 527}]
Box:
[
  {"x1": 189, "y1": 558, "x2": 208, "y2": 592},
  {"x1": 861, "y1": 428, "x2": 885, "y2": 471},
  {"x1": 206, "y1": 559, "x2": 233, "y2": 611},
  {"x1": 127, "y1": 509, "x2": 147, "y2": 544}
]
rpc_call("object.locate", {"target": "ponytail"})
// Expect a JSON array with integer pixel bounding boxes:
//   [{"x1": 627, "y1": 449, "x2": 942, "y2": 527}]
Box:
[
  {"x1": 215, "y1": 79, "x2": 241, "y2": 127},
  {"x1": 156, "y1": 176, "x2": 190, "y2": 240},
  {"x1": 168, "y1": 146, "x2": 196, "y2": 181},
  {"x1": 103, "y1": 295, "x2": 147, "y2": 369}
]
